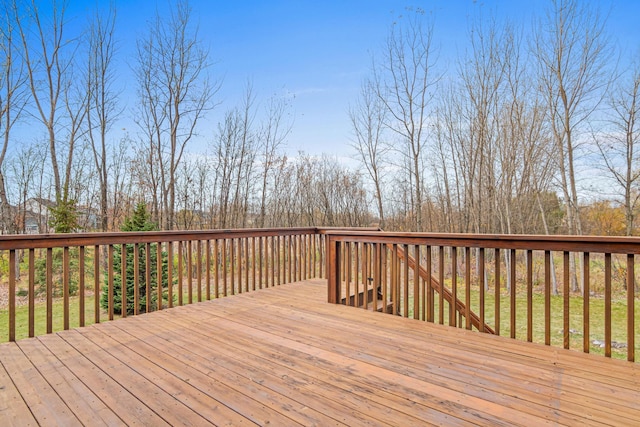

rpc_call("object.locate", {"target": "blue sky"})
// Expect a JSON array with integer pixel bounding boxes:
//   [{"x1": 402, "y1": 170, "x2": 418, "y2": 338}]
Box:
[{"x1": 60, "y1": 0, "x2": 640, "y2": 157}]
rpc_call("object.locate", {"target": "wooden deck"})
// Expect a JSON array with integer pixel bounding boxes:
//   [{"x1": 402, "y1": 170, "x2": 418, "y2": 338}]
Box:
[{"x1": 1, "y1": 279, "x2": 639, "y2": 426}]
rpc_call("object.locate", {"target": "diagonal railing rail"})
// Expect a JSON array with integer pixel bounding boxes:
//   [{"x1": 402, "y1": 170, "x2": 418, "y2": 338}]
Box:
[{"x1": 326, "y1": 229, "x2": 640, "y2": 362}]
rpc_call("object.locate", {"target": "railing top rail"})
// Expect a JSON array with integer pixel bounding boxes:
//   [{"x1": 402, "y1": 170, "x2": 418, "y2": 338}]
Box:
[
  {"x1": 0, "y1": 227, "x2": 319, "y2": 250},
  {"x1": 324, "y1": 230, "x2": 640, "y2": 254}
]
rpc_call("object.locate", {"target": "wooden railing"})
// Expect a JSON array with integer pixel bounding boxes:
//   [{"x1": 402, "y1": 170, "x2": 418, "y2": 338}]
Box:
[
  {"x1": 326, "y1": 230, "x2": 640, "y2": 362},
  {"x1": 0, "y1": 228, "x2": 325, "y2": 342}
]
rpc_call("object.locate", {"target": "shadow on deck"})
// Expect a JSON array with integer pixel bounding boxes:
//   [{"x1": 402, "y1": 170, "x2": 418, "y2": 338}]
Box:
[{"x1": 1, "y1": 279, "x2": 639, "y2": 426}]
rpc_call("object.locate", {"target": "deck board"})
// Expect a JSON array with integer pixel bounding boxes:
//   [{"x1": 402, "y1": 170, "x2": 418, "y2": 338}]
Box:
[{"x1": 1, "y1": 279, "x2": 639, "y2": 426}]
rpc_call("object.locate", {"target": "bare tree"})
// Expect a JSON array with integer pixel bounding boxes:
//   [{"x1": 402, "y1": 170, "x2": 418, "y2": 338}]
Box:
[
  {"x1": 596, "y1": 62, "x2": 640, "y2": 235},
  {"x1": 134, "y1": 0, "x2": 217, "y2": 230},
  {"x1": 0, "y1": 2, "x2": 28, "y2": 233},
  {"x1": 86, "y1": 3, "x2": 119, "y2": 231},
  {"x1": 373, "y1": 9, "x2": 439, "y2": 231},
  {"x1": 533, "y1": 0, "x2": 614, "y2": 292},
  {"x1": 349, "y1": 78, "x2": 388, "y2": 228}
]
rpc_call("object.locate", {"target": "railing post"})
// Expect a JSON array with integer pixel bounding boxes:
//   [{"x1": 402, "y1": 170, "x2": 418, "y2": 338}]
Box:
[{"x1": 327, "y1": 236, "x2": 341, "y2": 304}]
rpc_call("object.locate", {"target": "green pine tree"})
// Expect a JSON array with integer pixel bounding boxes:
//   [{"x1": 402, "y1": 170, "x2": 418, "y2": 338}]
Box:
[{"x1": 101, "y1": 203, "x2": 170, "y2": 315}]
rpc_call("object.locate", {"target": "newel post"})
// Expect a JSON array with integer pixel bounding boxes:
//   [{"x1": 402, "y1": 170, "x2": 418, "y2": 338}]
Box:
[{"x1": 327, "y1": 236, "x2": 341, "y2": 304}]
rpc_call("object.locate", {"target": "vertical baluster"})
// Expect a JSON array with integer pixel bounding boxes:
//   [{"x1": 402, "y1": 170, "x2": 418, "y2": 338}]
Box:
[
  {"x1": 252, "y1": 237, "x2": 257, "y2": 290},
  {"x1": 526, "y1": 249, "x2": 532, "y2": 342},
  {"x1": 479, "y1": 248, "x2": 485, "y2": 334},
  {"x1": 278, "y1": 235, "x2": 283, "y2": 286},
  {"x1": 320, "y1": 234, "x2": 325, "y2": 279},
  {"x1": 426, "y1": 245, "x2": 433, "y2": 323},
  {"x1": 346, "y1": 242, "x2": 352, "y2": 306},
  {"x1": 214, "y1": 239, "x2": 219, "y2": 298},
  {"x1": 604, "y1": 252, "x2": 612, "y2": 357},
  {"x1": 327, "y1": 237, "x2": 341, "y2": 304},
  {"x1": 188, "y1": 240, "x2": 193, "y2": 302},
  {"x1": 197, "y1": 240, "x2": 202, "y2": 301},
  {"x1": 178, "y1": 242, "x2": 184, "y2": 305},
  {"x1": 145, "y1": 243, "x2": 151, "y2": 312},
  {"x1": 248, "y1": 237, "x2": 253, "y2": 289},
  {"x1": 79, "y1": 246, "x2": 85, "y2": 327},
  {"x1": 438, "y1": 246, "x2": 444, "y2": 325},
  {"x1": 134, "y1": 243, "x2": 140, "y2": 314},
  {"x1": 627, "y1": 254, "x2": 634, "y2": 362},
  {"x1": 450, "y1": 247, "x2": 457, "y2": 327},
  {"x1": 382, "y1": 244, "x2": 388, "y2": 313},
  {"x1": 362, "y1": 243, "x2": 369, "y2": 310},
  {"x1": 94, "y1": 245, "x2": 100, "y2": 324},
  {"x1": 391, "y1": 244, "x2": 398, "y2": 316},
  {"x1": 157, "y1": 242, "x2": 163, "y2": 311},
  {"x1": 28, "y1": 249, "x2": 35, "y2": 337},
  {"x1": 583, "y1": 252, "x2": 590, "y2": 353},
  {"x1": 230, "y1": 238, "x2": 235, "y2": 295},
  {"x1": 403, "y1": 244, "x2": 409, "y2": 317},
  {"x1": 63, "y1": 246, "x2": 70, "y2": 329},
  {"x1": 545, "y1": 250, "x2": 551, "y2": 346},
  {"x1": 414, "y1": 245, "x2": 420, "y2": 320},
  {"x1": 354, "y1": 242, "x2": 360, "y2": 307},
  {"x1": 465, "y1": 247, "x2": 471, "y2": 330},
  {"x1": 271, "y1": 235, "x2": 276, "y2": 287},
  {"x1": 510, "y1": 249, "x2": 516, "y2": 339},
  {"x1": 313, "y1": 233, "x2": 317, "y2": 278},
  {"x1": 108, "y1": 245, "x2": 115, "y2": 320},
  {"x1": 287, "y1": 235, "x2": 292, "y2": 284},
  {"x1": 206, "y1": 240, "x2": 211, "y2": 300},
  {"x1": 374, "y1": 243, "x2": 381, "y2": 313},
  {"x1": 494, "y1": 248, "x2": 500, "y2": 335},
  {"x1": 563, "y1": 251, "x2": 570, "y2": 349},
  {"x1": 120, "y1": 244, "x2": 127, "y2": 318},
  {"x1": 9, "y1": 249, "x2": 15, "y2": 341},
  {"x1": 259, "y1": 236, "x2": 264, "y2": 289}
]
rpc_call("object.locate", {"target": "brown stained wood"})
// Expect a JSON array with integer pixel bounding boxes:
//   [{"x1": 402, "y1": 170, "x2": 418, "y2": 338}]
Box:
[
  {"x1": 479, "y1": 248, "x2": 485, "y2": 333},
  {"x1": 188, "y1": 241, "x2": 194, "y2": 302},
  {"x1": 79, "y1": 246, "x2": 85, "y2": 328},
  {"x1": 213, "y1": 239, "x2": 219, "y2": 299},
  {"x1": 178, "y1": 242, "x2": 184, "y2": 305},
  {"x1": 145, "y1": 243, "x2": 151, "y2": 313},
  {"x1": 426, "y1": 246, "x2": 433, "y2": 323},
  {"x1": 563, "y1": 251, "x2": 570, "y2": 350},
  {"x1": 197, "y1": 240, "x2": 203, "y2": 302},
  {"x1": 544, "y1": 251, "x2": 551, "y2": 346},
  {"x1": 583, "y1": 252, "x2": 590, "y2": 354},
  {"x1": 450, "y1": 247, "x2": 456, "y2": 326},
  {"x1": 510, "y1": 249, "x2": 516, "y2": 339},
  {"x1": 108, "y1": 245, "x2": 114, "y2": 321},
  {"x1": 47, "y1": 247, "x2": 53, "y2": 334},
  {"x1": 168, "y1": 242, "x2": 174, "y2": 307},
  {"x1": 29, "y1": 249, "x2": 35, "y2": 337},
  {"x1": 494, "y1": 248, "x2": 500, "y2": 336},
  {"x1": 526, "y1": 249, "x2": 532, "y2": 342},
  {"x1": 158, "y1": 242, "x2": 163, "y2": 310},
  {"x1": 121, "y1": 244, "x2": 127, "y2": 319},
  {"x1": 271, "y1": 235, "x2": 276, "y2": 287},
  {"x1": 346, "y1": 242, "x2": 352, "y2": 306},
  {"x1": 627, "y1": 254, "x2": 635, "y2": 362},
  {"x1": 206, "y1": 240, "x2": 211, "y2": 300},
  {"x1": 9, "y1": 250, "x2": 15, "y2": 342},
  {"x1": 224, "y1": 239, "x2": 230, "y2": 296},
  {"x1": 0, "y1": 360, "x2": 37, "y2": 426},
  {"x1": 438, "y1": 246, "x2": 444, "y2": 325},
  {"x1": 252, "y1": 237, "x2": 257, "y2": 291},
  {"x1": 63, "y1": 247, "x2": 70, "y2": 330},
  {"x1": 2, "y1": 281, "x2": 639, "y2": 426},
  {"x1": 259, "y1": 236, "x2": 264, "y2": 288},
  {"x1": 605, "y1": 253, "x2": 612, "y2": 357},
  {"x1": 465, "y1": 247, "x2": 471, "y2": 330},
  {"x1": 134, "y1": 243, "x2": 140, "y2": 315},
  {"x1": 416, "y1": 245, "x2": 420, "y2": 319},
  {"x1": 230, "y1": 239, "x2": 235, "y2": 296},
  {"x1": 94, "y1": 245, "x2": 100, "y2": 324}
]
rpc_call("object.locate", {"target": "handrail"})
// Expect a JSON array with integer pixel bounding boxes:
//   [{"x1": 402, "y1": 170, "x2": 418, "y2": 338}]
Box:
[
  {"x1": 1, "y1": 227, "x2": 324, "y2": 342},
  {"x1": 325, "y1": 229, "x2": 638, "y2": 362}
]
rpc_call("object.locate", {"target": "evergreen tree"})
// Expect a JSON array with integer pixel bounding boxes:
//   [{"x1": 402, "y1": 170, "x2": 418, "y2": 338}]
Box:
[{"x1": 101, "y1": 203, "x2": 169, "y2": 314}]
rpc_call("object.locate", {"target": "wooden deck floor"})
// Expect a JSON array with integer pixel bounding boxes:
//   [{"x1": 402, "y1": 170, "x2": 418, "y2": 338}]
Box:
[{"x1": 1, "y1": 279, "x2": 639, "y2": 426}]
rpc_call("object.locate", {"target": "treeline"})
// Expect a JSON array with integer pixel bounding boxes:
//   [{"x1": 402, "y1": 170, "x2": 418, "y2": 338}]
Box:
[{"x1": 0, "y1": 0, "x2": 638, "y2": 236}]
